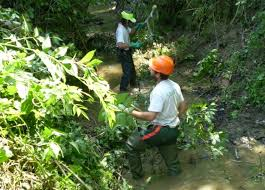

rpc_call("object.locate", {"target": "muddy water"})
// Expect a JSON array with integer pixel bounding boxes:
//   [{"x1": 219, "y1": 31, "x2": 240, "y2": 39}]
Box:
[
  {"x1": 144, "y1": 145, "x2": 265, "y2": 190},
  {"x1": 97, "y1": 55, "x2": 122, "y2": 90},
  {"x1": 97, "y1": 56, "x2": 265, "y2": 190}
]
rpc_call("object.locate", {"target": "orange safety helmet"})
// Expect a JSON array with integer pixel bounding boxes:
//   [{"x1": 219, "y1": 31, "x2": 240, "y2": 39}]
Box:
[{"x1": 149, "y1": 55, "x2": 174, "y2": 75}]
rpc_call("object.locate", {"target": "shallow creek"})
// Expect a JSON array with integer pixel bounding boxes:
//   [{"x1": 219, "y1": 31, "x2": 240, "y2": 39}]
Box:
[{"x1": 97, "y1": 55, "x2": 265, "y2": 190}]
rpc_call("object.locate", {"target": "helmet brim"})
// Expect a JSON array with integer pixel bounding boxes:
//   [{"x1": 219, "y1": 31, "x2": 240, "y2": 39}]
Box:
[{"x1": 121, "y1": 11, "x2": 136, "y2": 23}]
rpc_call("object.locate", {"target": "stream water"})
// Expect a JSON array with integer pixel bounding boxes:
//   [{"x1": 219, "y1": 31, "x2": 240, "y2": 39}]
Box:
[
  {"x1": 145, "y1": 146, "x2": 265, "y2": 190},
  {"x1": 97, "y1": 55, "x2": 265, "y2": 190}
]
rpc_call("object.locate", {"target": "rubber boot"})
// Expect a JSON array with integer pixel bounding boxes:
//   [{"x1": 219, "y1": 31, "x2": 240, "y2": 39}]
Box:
[
  {"x1": 158, "y1": 144, "x2": 182, "y2": 176},
  {"x1": 126, "y1": 130, "x2": 147, "y2": 179}
]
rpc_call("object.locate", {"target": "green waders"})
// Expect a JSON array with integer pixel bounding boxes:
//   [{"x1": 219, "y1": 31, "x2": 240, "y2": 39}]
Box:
[{"x1": 126, "y1": 125, "x2": 181, "y2": 179}]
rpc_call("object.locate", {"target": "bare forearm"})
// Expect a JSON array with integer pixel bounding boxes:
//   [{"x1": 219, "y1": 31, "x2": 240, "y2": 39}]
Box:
[
  {"x1": 131, "y1": 110, "x2": 157, "y2": 121},
  {"x1": 117, "y1": 42, "x2": 129, "y2": 49},
  {"x1": 129, "y1": 28, "x2": 136, "y2": 35},
  {"x1": 178, "y1": 101, "x2": 188, "y2": 117}
]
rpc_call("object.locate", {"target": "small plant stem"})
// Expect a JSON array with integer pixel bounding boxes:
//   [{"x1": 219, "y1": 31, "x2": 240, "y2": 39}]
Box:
[
  {"x1": 57, "y1": 161, "x2": 92, "y2": 190},
  {"x1": 258, "y1": 153, "x2": 263, "y2": 173},
  {"x1": 0, "y1": 42, "x2": 33, "y2": 52},
  {"x1": 131, "y1": 104, "x2": 142, "y2": 111},
  {"x1": 234, "y1": 147, "x2": 240, "y2": 160},
  {"x1": 213, "y1": 13, "x2": 219, "y2": 48},
  {"x1": 54, "y1": 160, "x2": 67, "y2": 176},
  {"x1": 230, "y1": 4, "x2": 240, "y2": 25}
]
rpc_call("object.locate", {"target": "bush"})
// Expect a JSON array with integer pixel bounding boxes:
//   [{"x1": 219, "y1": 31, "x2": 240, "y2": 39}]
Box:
[
  {"x1": 0, "y1": 7, "x2": 130, "y2": 189},
  {"x1": 193, "y1": 49, "x2": 220, "y2": 80},
  {"x1": 222, "y1": 11, "x2": 265, "y2": 109},
  {"x1": 178, "y1": 102, "x2": 227, "y2": 158}
]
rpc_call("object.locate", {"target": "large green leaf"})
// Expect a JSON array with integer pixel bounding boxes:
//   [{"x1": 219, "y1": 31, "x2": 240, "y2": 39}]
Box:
[
  {"x1": 21, "y1": 92, "x2": 33, "y2": 113},
  {"x1": 42, "y1": 127, "x2": 53, "y2": 140},
  {"x1": 42, "y1": 35, "x2": 52, "y2": 50},
  {"x1": 0, "y1": 147, "x2": 13, "y2": 164},
  {"x1": 37, "y1": 51, "x2": 56, "y2": 79},
  {"x1": 16, "y1": 81, "x2": 28, "y2": 99},
  {"x1": 79, "y1": 50, "x2": 95, "y2": 64},
  {"x1": 87, "y1": 59, "x2": 102, "y2": 67},
  {"x1": 22, "y1": 16, "x2": 30, "y2": 34},
  {"x1": 55, "y1": 46, "x2": 68, "y2": 57},
  {"x1": 49, "y1": 142, "x2": 62, "y2": 159},
  {"x1": 34, "y1": 27, "x2": 39, "y2": 37},
  {"x1": 6, "y1": 85, "x2": 17, "y2": 95},
  {"x1": 70, "y1": 63, "x2": 78, "y2": 76},
  {"x1": 0, "y1": 149, "x2": 9, "y2": 164},
  {"x1": 70, "y1": 141, "x2": 80, "y2": 154},
  {"x1": 37, "y1": 51, "x2": 65, "y2": 81}
]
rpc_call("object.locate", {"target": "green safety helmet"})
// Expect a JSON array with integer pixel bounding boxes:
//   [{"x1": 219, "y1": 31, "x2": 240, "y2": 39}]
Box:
[{"x1": 121, "y1": 11, "x2": 136, "y2": 23}]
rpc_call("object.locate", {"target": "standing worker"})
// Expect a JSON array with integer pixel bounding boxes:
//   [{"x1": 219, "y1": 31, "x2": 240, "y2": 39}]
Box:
[
  {"x1": 115, "y1": 11, "x2": 145, "y2": 92},
  {"x1": 121, "y1": 55, "x2": 187, "y2": 179}
]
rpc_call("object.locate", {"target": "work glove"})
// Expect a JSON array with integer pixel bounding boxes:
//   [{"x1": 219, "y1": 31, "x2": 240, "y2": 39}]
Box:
[
  {"x1": 118, "y1": 104, "x2": 134, "y2": 114},
  {"x1": 135, "y1": 22, "x2": 146, "y2": 31},
  {"x1": 129, "y1": 41, "x2": 142, "y2": 49}
]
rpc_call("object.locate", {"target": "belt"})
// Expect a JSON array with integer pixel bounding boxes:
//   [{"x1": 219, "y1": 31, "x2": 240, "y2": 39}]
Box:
[
  {"x1": 148, "y1": 124, "x2": 169, "y2": 129},
  {"x1": 141, "y1": 125, "x2": 171, "y2": 141},
  {"x1": 116, "y1": 48, "x2": 131, "y2": 52},
  {"x1": 141, "y1": 125, "x2": 162, "y2": 140}
]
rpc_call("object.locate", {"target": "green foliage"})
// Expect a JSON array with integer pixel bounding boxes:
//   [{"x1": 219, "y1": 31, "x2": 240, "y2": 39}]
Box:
[
  {"x1": 222, "y1": 11, "x2": 265, "y2": 109},
  {"x1": 136, "y1": 61, "x2": 151, "y2": 81},
  {"x1": 98, "y1": 92, "x2": 148, "y2": 148},
  {"x1": 0, "y1": 7, "x2": 126, "y2": 189},
  {"x1": 1, "y1": 0, "x2": 110, "y2": 51},
  {"x1": 150, "y1": 35, "x2": 193, "y2": 62},
  {"x1": 135, "y1": 30, "x2": 194, "y2": 82},
  {"x1": 137, "y1": 35, "x2": 193, "y2": 79},
  {"x1": 96, "y1": 93, "x2": 140, "y2": 190},
  {"x1": 98, "y1": 93, "x2": 137, "y2": 144},
  {"x1": 178, "y1": 103, "x2": 227, "y2": 158},
  {"x1": 193, "y1": 49, "x2": 220, "y2": 79},
  {"x1": 247, "y1": 11, "x2": 265, "y2": 61},
  {"x1": 174, "y1": 35, "x2": 194, "y2": 62},
  {"x1": 246, "y1": 71, "x2": 265, "y2": 105},
  {"x1": 178, "y1": 0, "x2": 263, "y2": 28}
]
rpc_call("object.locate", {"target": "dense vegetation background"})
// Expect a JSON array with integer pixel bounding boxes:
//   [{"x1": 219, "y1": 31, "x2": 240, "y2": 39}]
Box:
[{"x1": 0, "y1": 0, "x2": 264, "y2": 189}]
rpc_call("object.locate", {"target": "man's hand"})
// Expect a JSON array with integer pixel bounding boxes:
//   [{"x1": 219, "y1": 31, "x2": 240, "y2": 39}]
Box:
[
  {"x1": 118, "y1": 104, "x2": 134, "y2": 114},
  {"x1": 135, "y1": 22, "x2": 146, "y2": 31},
  {"x1": 178, "y1": 101, "x2": 187, "y2": 118},
  {"x1": 129, "y1": 41, "x2": 142, "y2": 49}
]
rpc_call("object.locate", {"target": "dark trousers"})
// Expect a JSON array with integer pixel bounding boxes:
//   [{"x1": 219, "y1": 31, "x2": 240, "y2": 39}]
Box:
[
  {"x1": 117, "y1": 48, "x2": 136, "y2": 91},
  {"x1": 126, "y1": 125, "x2": 181, "y2": 179}
]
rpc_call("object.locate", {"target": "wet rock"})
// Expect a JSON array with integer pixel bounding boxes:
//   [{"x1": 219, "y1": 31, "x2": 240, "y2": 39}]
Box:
[
  {"x1": 188, "y1": 156, "x2": 197, "y2": 165},
  {"x1": 255, "y1": 119, "x2": 265, "y2": 126},
  {"x1": 239, "y1": 186, "x2": 247, "y2": 190},
  {"x1": 251, "y1": 172, "x2": 265, "y2": 182},
  {"x1": 257, "y1": 137, "x2": 265, "y2": 144},
  {"x1": 219, "y1": 78, "x2": 230, "y2": 89},
  {"x1": 234, "y1": 148, "x2": 240, "y2": 160},
  {"x1": 240, "y1": 136, "x2": 255, "y2": 144}
]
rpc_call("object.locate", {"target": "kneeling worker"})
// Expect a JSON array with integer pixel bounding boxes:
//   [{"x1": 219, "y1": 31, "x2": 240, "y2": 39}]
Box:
[{"x1": 124, "y1": 55, "x2": 187, "y2": 179}]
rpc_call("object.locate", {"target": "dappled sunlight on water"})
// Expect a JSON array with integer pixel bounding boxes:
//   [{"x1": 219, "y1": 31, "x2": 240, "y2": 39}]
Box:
[
  {"x1": 197, "y1": 183, "x2": 234, "y2": 190},
  {"x1": 253, "y1": 145, "x2": 265, "y2": 155}
]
